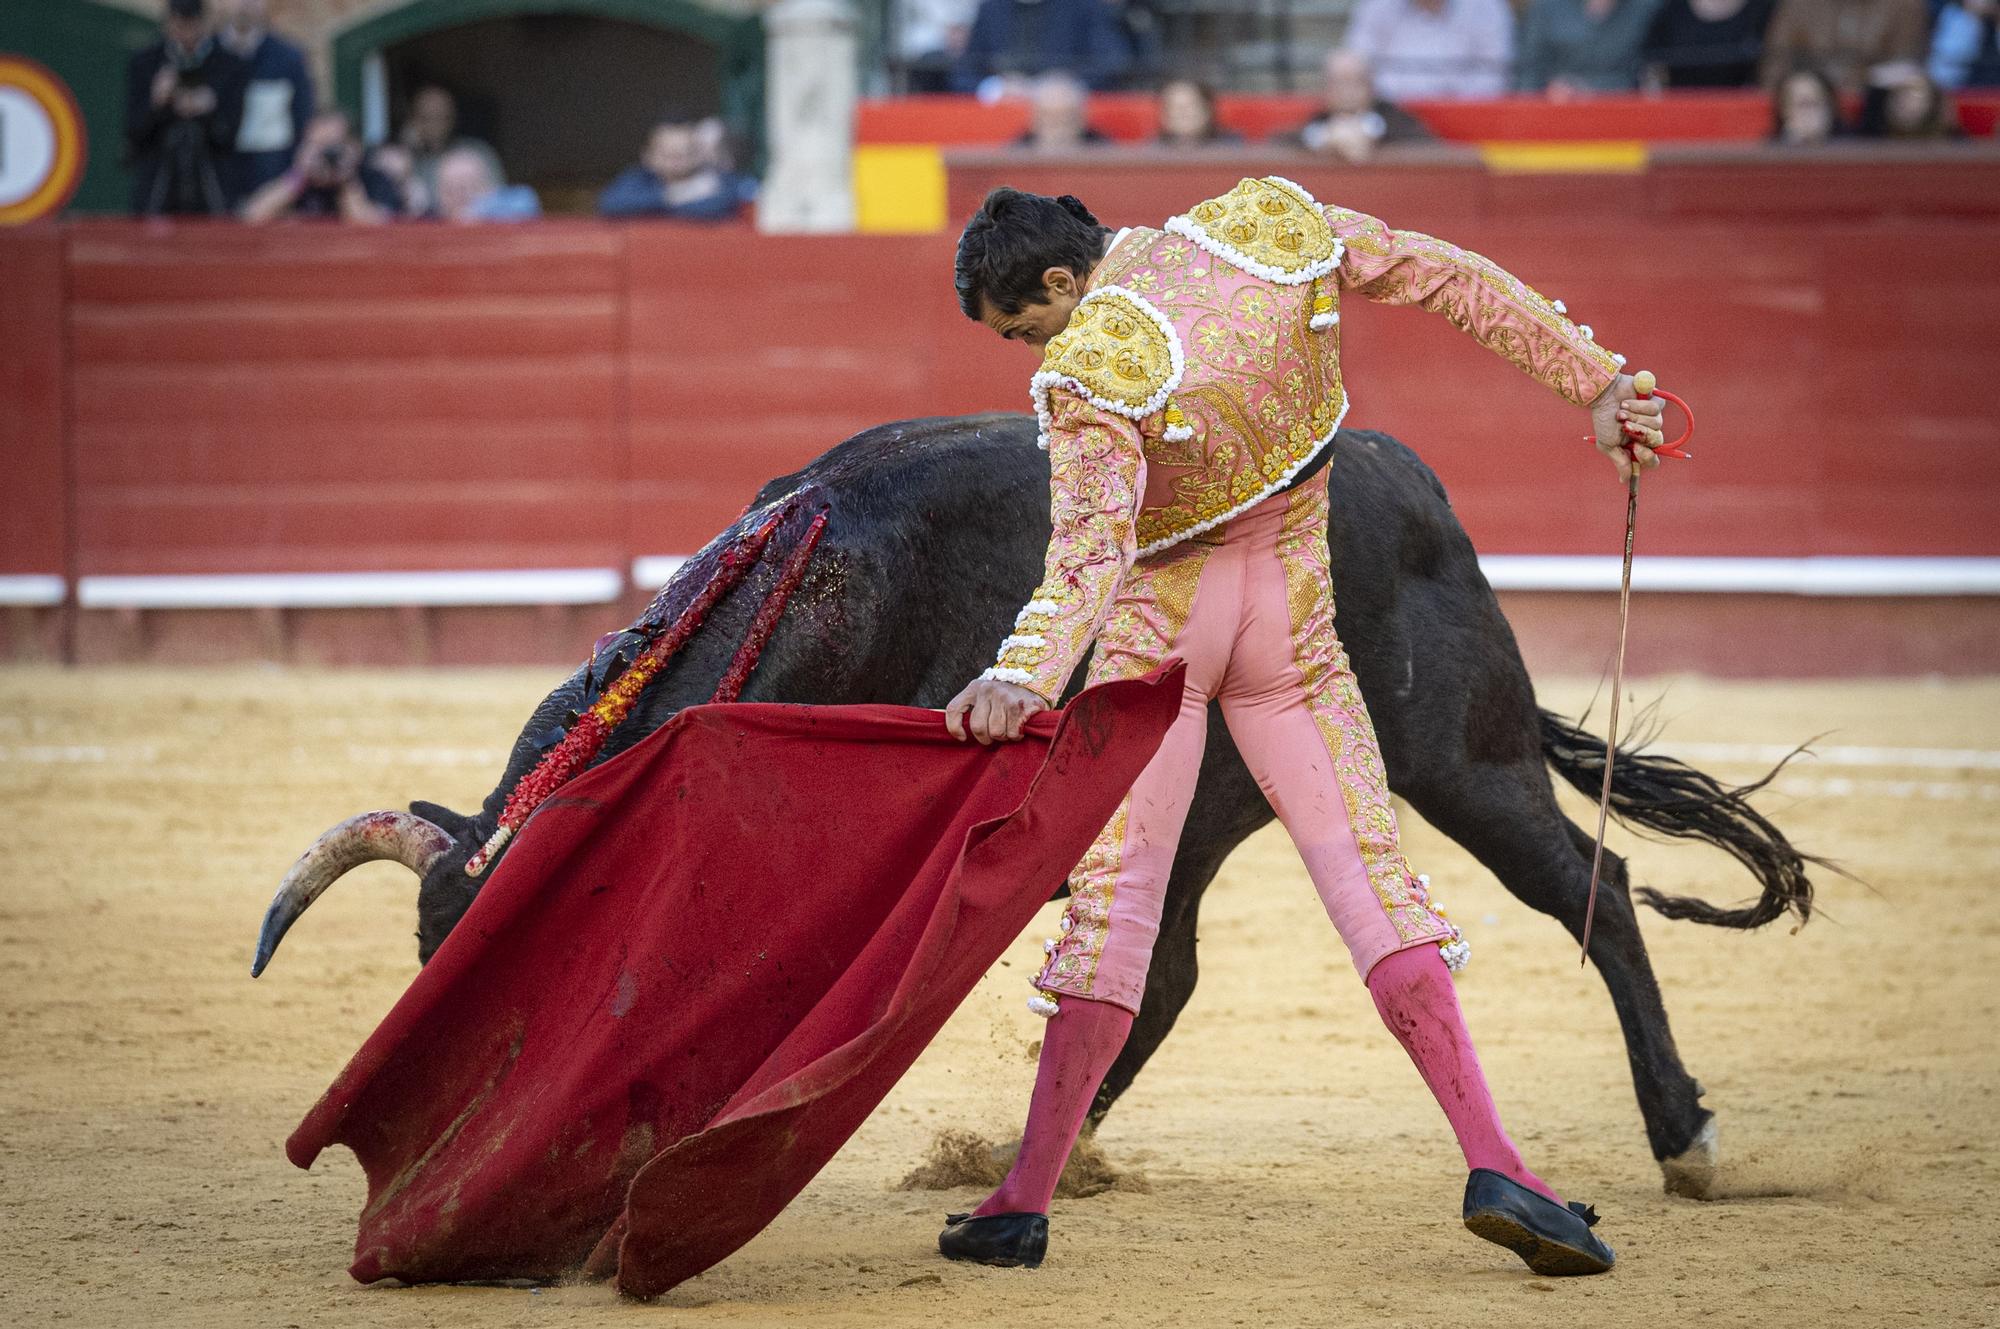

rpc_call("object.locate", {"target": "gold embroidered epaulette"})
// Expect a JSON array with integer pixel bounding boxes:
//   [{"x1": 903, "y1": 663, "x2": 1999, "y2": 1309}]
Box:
[
  {"x1": 1029, "y1": 285, "x2": 1184, "y2": 448},
  {"x1": 1164, "y1": 176, "x2": 1341, "y2": 286}
]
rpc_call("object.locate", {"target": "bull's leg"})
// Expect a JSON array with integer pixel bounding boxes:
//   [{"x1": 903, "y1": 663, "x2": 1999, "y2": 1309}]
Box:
[
  {"x1": 1084, "y1": 838, "x2": 1224, "y2": 1127},
  {"x1": 1084, "y1": 718, "x2": 1274, "y2": 1128},
  {"x1": 1404, "y1": 773, "x2": 1716, "y2": 1194}
]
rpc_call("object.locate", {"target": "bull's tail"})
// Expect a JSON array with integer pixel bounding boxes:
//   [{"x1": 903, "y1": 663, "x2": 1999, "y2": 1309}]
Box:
[{"x1": 1539, "y1": 709, "x2": 1824, "y2": 930}]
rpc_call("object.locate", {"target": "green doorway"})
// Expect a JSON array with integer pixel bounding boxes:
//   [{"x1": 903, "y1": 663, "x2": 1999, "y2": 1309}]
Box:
[
  {"x1": 0, "y1": 0, "x2": 161, "y2": 215},
  {"x1": 332, "y1": 0, "x2": 763, "y2": 214}
]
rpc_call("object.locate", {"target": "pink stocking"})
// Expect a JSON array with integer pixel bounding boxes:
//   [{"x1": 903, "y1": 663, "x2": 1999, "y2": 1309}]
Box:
[
  {"x1": 976, "y1": 997, "x2": 1134, "y2": 1216},
  {"x1": 1367, "y1": 945, "x2": 1563, "y2": 1205}
]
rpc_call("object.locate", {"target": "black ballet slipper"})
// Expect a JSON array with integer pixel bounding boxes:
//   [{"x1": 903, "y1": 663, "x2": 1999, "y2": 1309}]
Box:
[
  {"x1": 937, "y1": 1211, "x2": 1049, "y2": 1268},
  {"x1": 1461, "y1": 1169, "x2": 1616, "y2": 1276}
]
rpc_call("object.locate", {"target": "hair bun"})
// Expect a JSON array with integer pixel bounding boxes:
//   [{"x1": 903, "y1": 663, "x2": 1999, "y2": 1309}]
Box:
[{"x1": 1054, "y1": 194, "x2": 1100, "y2": 227}]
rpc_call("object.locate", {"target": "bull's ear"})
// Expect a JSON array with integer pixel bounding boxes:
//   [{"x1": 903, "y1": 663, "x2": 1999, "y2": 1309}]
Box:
[{"x1": 409, "y1": 800, "x2": 476, "y2": 840}]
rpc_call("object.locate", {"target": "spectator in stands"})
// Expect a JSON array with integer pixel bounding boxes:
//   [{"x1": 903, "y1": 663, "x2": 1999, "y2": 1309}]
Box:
[
  {"x1": 1516, "y1": 0, "x2": 1667, "y2": 95},
  {"x1": 1930, "y1": 0, "x2": 2000, "y2": 88},
  {"x1": 399, "y1": 85, "x2": 506, "y2": 208},
  {"x1": 599, "y1": 117, "x2": 758, "y2": 220},
  {"x1": 125, "y1": 0, "x2": 248, "y2": 216},
  {"x1": 951, "y1": 0, "x2": 1135, "y2": 94},
  {"x1": 240, "y1": 109, "x2": 397, "y2": 223},
  {"x1": 897, "y1": 0, "x2": 979, "y2": 91},
  {"x1": 215, "y1": 0, "x2": 312, "y2": 200},
  {"x1": 1340, "y1": 0, "x2": 1515, "y2": 101},
  {"x1": 435, "y1": 146, "x2": 542, "y2": 222},
  {"x1": 1761, "y1": 0, "x2": 1930, "y2": 94},
  {"x1": 1770, "y1": 64, "x2": 1849, "y2": 143},
  {"x1": 1285, "y1": 50, "x2": 1434, "y2": 160},
  {"x1": 1016, "y1": 72, "x2": 1113, "y2": 149},
  {"x1": 1156, "y1": 77, "x2": 1242, "y2": 146},
  {"x1": 1861, "y1": 66, "x2": 1963, "y2": 135},
  {"x1": 1645, "y1": 0, "x2": 1777, "y2": 88},
  {"x1": 365, "y1": 143, "x2": 428, "y2": 218}
]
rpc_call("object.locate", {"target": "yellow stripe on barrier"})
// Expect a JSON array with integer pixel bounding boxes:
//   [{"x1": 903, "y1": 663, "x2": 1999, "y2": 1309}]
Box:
[
  {"x1": 854, "y1": 144, "x2": 948, "y2": 234},
  {"x1": 1479, "y1": 141, "x2": 1649, "y2": 174}
]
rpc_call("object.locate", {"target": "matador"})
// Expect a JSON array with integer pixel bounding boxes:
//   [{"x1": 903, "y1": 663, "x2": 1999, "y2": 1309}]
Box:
[{"x1": 940, "y1": 178, "x2": 1668, "y2": 1276}]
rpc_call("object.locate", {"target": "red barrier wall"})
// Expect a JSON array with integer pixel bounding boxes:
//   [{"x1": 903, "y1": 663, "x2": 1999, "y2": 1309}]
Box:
[
  {"x1": 1, "y1": 228, "x2": 68, "y2": 582},
  {"x1": 3, "y1": 147, "x2": 1998, "y2": 672}
]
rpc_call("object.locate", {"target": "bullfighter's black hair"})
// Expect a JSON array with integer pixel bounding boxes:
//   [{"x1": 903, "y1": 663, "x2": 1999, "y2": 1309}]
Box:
[{"x1": 954, "y1": 188, "x2": 1111, "y2": 320}]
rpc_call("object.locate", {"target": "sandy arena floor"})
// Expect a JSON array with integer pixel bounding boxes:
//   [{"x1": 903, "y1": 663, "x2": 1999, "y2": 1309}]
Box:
[{"x1": 2, "y1": 667, "x2": 1997, "y2": 1328}]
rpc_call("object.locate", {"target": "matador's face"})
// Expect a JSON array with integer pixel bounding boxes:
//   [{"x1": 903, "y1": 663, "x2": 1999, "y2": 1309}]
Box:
[{"x1": 977, "y1": 266, "x2": 1087, "y2": 351}]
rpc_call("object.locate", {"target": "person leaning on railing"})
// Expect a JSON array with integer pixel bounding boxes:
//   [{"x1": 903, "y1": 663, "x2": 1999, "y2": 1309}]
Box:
[{"x1": 1281, "y1": 49, "x2": 1434, "y2": 162}]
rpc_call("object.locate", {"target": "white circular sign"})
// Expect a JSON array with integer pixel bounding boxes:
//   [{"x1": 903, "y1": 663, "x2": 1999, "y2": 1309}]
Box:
[{"x1": 0, "y1": 85, "x2": 59, "y2": 209}]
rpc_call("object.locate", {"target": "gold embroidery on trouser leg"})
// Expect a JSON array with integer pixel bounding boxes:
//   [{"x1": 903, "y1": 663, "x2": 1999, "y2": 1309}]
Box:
[
  {"x1": 1276, "y1": 477, "x2": 1457, "y2": 950},
  {"x1": 1037, "y1": 803, "x2": 1130, "y2": 998},
  {"x1": 1086, "y1": 540, "x2": 1209, "y2": 684},
  {"x1": 1036, "y1": 542, "x2": 1212, "y2": 999}
]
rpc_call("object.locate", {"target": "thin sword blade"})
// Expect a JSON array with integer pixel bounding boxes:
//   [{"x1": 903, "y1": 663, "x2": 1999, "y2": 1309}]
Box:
[{"x1": 1581, "y1": 471, "x2": 1640, "y2": 965}]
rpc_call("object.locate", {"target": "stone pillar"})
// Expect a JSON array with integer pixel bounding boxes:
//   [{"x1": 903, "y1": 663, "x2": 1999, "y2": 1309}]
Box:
[{"x1": 758, "y1": 0, "x2": 858, "y2": 233}]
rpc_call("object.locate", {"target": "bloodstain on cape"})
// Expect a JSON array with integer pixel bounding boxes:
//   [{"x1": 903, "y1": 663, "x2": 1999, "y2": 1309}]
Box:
[{"x1": 287, "y1": 666, "x2": 1184, "y2": 1298}]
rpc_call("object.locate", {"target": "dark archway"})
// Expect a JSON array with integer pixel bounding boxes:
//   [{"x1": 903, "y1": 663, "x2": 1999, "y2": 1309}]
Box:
[{"x1": 332, "y1": 0, "x2": 762, "y2": 210}]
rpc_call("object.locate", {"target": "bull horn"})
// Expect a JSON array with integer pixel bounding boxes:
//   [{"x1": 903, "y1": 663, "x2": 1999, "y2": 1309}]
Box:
[{"x1": 251, "y1": 810, "x2": 454, "y2": 977}]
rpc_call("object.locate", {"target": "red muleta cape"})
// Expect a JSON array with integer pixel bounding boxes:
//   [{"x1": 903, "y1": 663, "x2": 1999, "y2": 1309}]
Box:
[{"x1": 287, "y1": 666, "x2": 1183, "y2": 1298}]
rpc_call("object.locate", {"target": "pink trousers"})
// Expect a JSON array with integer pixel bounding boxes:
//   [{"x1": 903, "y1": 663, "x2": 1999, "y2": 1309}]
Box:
[{"x1": 1034, "y1": 471, "x2": 1464, "y2": 1015}]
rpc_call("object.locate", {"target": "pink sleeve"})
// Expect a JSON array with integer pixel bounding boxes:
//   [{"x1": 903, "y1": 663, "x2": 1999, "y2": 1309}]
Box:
[
  {"x1": 1326, "y1": 205, "x2": 1622, "y2": 408},
  {"x1": 984, "y1": 391, "x2": 1147, "y2": 706}
]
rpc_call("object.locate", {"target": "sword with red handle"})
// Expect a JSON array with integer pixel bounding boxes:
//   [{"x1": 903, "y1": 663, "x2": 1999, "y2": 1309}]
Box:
[{"x1": 1579, "y1": 369, "x2": 1695, "y2": 965}]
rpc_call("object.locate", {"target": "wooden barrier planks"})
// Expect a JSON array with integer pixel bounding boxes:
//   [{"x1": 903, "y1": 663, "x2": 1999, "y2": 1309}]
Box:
[
  {"x1": 62, "y1": 222, "x2": 627, "y2": 577},
  {"x1": 0, "y1": 226, "x2": 70, "y2": 603}
]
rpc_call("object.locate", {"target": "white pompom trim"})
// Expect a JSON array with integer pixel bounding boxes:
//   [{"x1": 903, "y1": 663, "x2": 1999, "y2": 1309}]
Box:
[
  {"x1": 1552, "y1": 299, "x2": 1567, "y2": 315},
  {"x1": 1027, "y1": 994, "x2": 1061, "y2": 1018},
  {"x1": 981, "y1": 665, "x2": 1033, "y2": 685},
  {"x1": 1164, "y1": 215, "x2": 1342, "y2": 288},
  {"x1": 1612, "y1": 353, "x2": 1627, "y2": 368},
  {"x1": 1031, "y1": 284, "x2": 1185, "y2": 450},
  {"x1": 1439, "y1": 938, "x2": 1471, "y2": 972},
  {"x1": 1578, "y1": 324, "x2": 1594, "y2": 341},
  {"x1": 1134, "y1": 396, "x2": 1351, "y2": 558},
  {"x1": 1163, "y1": 422, "x2": 1195, "y2": 442},
  {"x1": 1309, "y1": 311, "x2": 1340, "y2": 331},
  {"x1": 1160, "y1": 176, "x2": 1341, "y2": 288},
  {"x1": 1015, "y1": 599, "x2": 1060, "y2": 622},
  {"x1": 998, "y1": 633, "x2": 1048, "y2": 653}
]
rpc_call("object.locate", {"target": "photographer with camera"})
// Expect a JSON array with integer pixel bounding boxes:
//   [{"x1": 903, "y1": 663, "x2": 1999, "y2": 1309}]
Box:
[
  {"x1": 241, "y1": 109, "x2": 403, "y2": 224},
  {"x1": 124, "y1": 0, "x2": 250, "y2": 215}
]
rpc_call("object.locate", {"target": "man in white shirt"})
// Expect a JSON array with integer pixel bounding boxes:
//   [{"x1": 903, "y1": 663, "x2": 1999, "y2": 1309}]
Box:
[
  {"x1": 1341, "y1": 0, "x2": 1516, "y2": 100},
  {"x1": 216, "y1": 0, "x2": 314, "y2": 201}
]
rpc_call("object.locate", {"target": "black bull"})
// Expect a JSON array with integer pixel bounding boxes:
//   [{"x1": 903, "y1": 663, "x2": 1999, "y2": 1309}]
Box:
[{"x1": 260, "y1": 413, "x2": 1818, "y2": 1197}]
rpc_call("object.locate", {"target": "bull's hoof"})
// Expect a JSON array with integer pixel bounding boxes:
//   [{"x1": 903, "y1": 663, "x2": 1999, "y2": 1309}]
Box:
[{"x1": 1661, "y1": 1116, "x2": 1720, "y2": 1199}]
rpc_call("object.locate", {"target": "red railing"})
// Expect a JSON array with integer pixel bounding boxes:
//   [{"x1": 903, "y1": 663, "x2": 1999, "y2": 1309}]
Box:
[{"x1": 859, "y1": 90, "x2": 2000, "y2": 146}]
